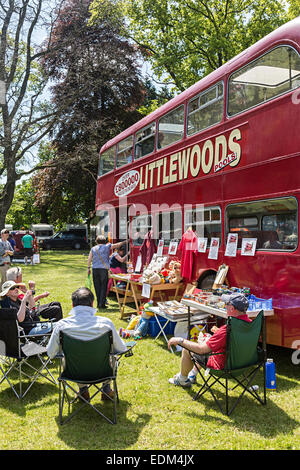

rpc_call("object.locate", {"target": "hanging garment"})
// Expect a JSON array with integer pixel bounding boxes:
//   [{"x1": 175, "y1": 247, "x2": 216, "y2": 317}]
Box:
[
  {"x1": 139, "y1": 231, "x2": 157, "y2": 267},
  {"x1": 178, "y1": 229, "x2": 198, "y2": 281}
]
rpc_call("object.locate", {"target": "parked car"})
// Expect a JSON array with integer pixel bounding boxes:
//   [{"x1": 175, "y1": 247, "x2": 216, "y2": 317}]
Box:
[{"x1": 40, "y1": 230, "x2": 89, "y2": 250}]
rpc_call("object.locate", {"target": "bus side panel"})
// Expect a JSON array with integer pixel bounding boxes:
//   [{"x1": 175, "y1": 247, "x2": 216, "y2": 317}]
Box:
[{"x1": 222, "y1": 158, "x2": 300, "y2": 347}]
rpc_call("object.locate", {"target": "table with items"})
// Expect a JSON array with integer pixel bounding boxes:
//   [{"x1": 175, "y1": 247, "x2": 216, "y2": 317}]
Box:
[
  {"x1": 110, "y1": 273, "x2": 183, "y2": 319},
  {"x1": 145, "y1": 285, "x2": 274, "y2": 352},
  {"x1": 147, "y1": 300, "x2": 210, "y2": 353}
]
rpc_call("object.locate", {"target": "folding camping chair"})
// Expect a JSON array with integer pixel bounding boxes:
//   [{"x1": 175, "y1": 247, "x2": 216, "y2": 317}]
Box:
[
  {"x1": 58, "y1": 330, "x2": 135, "y2": 425},
  {"x1": 191, "y1": 310, "x2": 267, "y2": 416},
  {"x1": 0, "y1": 308, "x2": 57, "y2": 399}
]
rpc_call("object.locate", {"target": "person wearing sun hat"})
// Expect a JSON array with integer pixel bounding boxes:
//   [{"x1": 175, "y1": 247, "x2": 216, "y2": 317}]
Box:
[
  {"x1": 0, "y1": 280, "x2": 52, "y2": 335},
  {"x1": 0, "y1": 280, "x2": 23, "y2": 298},
  {"x1": 168, "y1": 293, "x2": 251, "y2": 387}
]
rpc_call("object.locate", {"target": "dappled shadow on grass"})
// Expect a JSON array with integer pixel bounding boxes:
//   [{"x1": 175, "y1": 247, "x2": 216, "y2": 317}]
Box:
[
  {"x1": 0, "y1": 381, "x2": 58, "y2": 417},
  {"x1": 0, "y1": 357, "x2": 59, "y2": 416},
  {"x1": 184, "y1": 382, "x2": 299, "y2": 439},
  {"x1": 265, "y1": 344, "x2": 300, "y2": 385},
  {"x1": 56, "y1": 398, "x2": 151, "y2": 450}
]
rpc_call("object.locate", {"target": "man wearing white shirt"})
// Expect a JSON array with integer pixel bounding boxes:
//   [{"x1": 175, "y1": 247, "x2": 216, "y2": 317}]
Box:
[{"x1": 47, "y1": 287, "x2": 126, "y2": 401}]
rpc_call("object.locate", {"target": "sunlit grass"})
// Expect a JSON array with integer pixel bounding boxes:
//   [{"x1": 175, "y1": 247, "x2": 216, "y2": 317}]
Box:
[{"x1": 0, "y1": 251, "x2": 299, "y2": 450}]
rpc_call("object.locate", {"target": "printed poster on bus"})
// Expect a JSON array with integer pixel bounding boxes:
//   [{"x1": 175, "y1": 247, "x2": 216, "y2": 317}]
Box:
[
  {"x1": 198, "y1": 237, "x2": 208, "y2": 253},
  {"x1": 241, "y1": 238, "x2": 257, "y2": 256},
  {"x1": 208, "y1": 238, "x2": 219, "y2": 260},
  {"x1": 168, "y1": 241, "x2": 178, "y2": 255},
  {"x1": 135, "y1": 255, "x2": 142, "y2": 273},
  {"x1": 225, "y1": 233, "x2": 238, "y2": 257},
  {"x1": 157, "y1": 239, "x2": 164, "y2": 256}
]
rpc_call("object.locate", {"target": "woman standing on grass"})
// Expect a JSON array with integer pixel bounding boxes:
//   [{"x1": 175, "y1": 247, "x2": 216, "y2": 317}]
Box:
[{"x1": 87, "y1": 235, "x2": 127, "y2": 309}]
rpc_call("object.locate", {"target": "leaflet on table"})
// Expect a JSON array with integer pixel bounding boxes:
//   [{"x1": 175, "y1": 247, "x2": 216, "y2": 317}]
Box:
[
  {"x1": 208, "y1": 238, "x2": 220, "y2": 260},
  {"x1": 142, "y1": 283, "x2": 151, "y2": 298},
  {"x1": 225, "y1": 233, "x2": 238, "y2": 257},
  {"x1": 241, "y1": 238, "x2": 257, "y2": 256}
]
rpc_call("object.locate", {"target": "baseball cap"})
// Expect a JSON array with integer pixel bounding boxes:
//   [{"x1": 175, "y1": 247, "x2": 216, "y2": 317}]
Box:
[
  {"x1": 221, "y1": 293, "x2": 249, "y2": 312},
  {"x1": 0, "y1": 280, "x2": 21, "y2": 298}
]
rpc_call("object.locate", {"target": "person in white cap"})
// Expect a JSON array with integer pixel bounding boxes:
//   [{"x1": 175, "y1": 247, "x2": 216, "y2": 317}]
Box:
[
  {"x1": 0, "y1": 229, "x2": 14, "y2": 289},
  {"x1": 168, "y1": 293, "x2": 251, "y2": 387}
]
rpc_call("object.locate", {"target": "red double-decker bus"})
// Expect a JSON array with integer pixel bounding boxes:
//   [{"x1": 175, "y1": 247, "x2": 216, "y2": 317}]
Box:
[{"x1": 95, "y1": 17, "x2": 300, "y2": 349}]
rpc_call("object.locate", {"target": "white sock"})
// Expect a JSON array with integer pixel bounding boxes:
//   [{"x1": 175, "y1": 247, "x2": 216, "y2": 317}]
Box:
[{"x1": 179, "y1": 373, "x2": 188, "y2": 382}]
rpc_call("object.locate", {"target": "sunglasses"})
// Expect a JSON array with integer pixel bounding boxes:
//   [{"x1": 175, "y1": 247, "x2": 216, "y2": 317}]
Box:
[{"x1": 9, "y1": 286, "x2": 18, "y2": 291}]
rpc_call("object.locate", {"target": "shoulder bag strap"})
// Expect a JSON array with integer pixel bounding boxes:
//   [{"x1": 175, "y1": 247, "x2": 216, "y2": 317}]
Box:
[{"x1": 94, "y1": 246, "x2": 111, "y2": 271}]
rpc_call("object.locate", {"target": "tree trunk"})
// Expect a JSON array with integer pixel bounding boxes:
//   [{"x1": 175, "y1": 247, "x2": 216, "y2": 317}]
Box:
[{"x1": 0, "y1": 180, "x2": 16, "y2": 229}]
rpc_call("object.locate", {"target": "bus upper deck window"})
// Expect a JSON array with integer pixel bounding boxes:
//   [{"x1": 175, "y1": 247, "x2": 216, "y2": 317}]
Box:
[
  {"x1": 98, "y1": 147, "x2": 116, "y2": 176},
  {"x1": 117, "y1": 136, "x2": 134, "y2": 168},
  {"x1": 135, "y1": 123, "x2": 156, "y2": 159},
  {"x1": 187, "y1": 81, "x2": 224, "y2": 136},
  {"x1": 228, "y1": 45, "x2": 300, "y2": 116},
  {"x1": 157, "y1": 105, "x2": 184, "y2": 149}
]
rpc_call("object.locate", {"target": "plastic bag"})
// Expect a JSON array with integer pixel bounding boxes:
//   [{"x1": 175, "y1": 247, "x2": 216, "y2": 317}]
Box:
[{"x1": 85, "y1": 273, "x2": 92, "y2": 289}]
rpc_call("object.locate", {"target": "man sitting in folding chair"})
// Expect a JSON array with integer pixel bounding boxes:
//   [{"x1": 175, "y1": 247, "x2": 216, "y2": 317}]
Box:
[
  {"x1": 168, "y1": 293, "x2": 251, "y2": 387},
  {"x1": 47, "y1": 287, "x2": 127, "y2": 402}
]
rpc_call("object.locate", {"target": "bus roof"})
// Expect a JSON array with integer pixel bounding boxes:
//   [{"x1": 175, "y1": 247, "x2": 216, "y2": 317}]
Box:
[{"x1": 100, "y1": 16, "x2": 300, "y2": 154}]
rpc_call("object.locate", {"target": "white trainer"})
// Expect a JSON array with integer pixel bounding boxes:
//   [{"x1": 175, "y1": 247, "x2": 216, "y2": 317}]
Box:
[{"x1": 168, "y1": 373, "x2": 192, "y2": 388}]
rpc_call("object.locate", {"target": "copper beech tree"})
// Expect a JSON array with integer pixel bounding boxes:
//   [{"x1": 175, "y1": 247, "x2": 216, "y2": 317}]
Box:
[{"x1": 33, "y1": 0, "x2": 145, "y2": 223}]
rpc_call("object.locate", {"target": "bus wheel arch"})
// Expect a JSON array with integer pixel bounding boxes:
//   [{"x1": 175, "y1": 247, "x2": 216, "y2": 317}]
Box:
[{"x1": 197, "y1": 269, "x2": 217, "y2": 290}]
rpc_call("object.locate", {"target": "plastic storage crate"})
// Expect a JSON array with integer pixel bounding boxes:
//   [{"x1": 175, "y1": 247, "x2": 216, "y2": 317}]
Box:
[
  {"x1": 148, "y1": 315, "x2": 176, "y2": 337},
  {"x1": 247, "y1": 294, "x2": 272, "y2": 311}
]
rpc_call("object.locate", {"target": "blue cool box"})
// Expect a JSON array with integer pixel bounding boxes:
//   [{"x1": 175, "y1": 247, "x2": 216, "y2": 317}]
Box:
[{"x1": 148, "y1": 315, "x2": 176, "y2": 337}]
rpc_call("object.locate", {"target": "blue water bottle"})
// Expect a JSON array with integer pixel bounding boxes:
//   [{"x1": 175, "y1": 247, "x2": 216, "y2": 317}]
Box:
[{"x1": 266, "y1": 358, "x2": 276, "y2": 390}]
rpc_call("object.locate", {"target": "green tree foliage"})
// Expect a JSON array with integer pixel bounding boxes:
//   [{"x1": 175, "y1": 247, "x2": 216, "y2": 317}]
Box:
[
  {"x1": 33, "y1": 0, "x2": 145, "y2": 224},
  {"x1": 288, "y1": 0, "x2": 300, "y2": 16},
  {"x1": 5, "y1": 179, "x2": 41, "y2": 229},
  {"x1": 0, "y1": 0, "x2": 60, "y2": 228},
  {"x1": 138, "y1": 78, "x2": 173, "y2": 116},
  {"x1": 90, "y1": 0, "x2": 290, "y2": 92}
]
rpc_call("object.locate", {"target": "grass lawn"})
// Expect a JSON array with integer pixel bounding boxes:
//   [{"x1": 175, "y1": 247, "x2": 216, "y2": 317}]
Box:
[{"x1": 0, "y1": 251, "x2": 299, "y2": 450}]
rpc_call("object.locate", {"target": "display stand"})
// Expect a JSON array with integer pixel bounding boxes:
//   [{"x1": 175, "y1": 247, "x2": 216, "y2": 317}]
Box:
[
  {"x1": 110, "y1": 274, "x2": 183, "y2": 319},
  {"x1": 110, "y1": 275, "x2": 142, "y2": 319},
  {"x1": 212, "y1": 264, "x2": 229, "y2": 290}
]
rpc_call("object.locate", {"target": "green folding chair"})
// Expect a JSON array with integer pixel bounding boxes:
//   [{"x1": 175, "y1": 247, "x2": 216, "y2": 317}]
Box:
[
  {"x1": 58, "y1": 330, "x2": 135, "y2": 425},
  {"x1": 191, "y1": 310, "x2": 267, "y2": 416}
]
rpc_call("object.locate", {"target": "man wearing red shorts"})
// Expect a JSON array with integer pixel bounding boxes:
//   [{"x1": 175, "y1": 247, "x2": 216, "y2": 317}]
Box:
[{"x1": 168, "y1": 293, "x2": 251, "y2": 387}]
